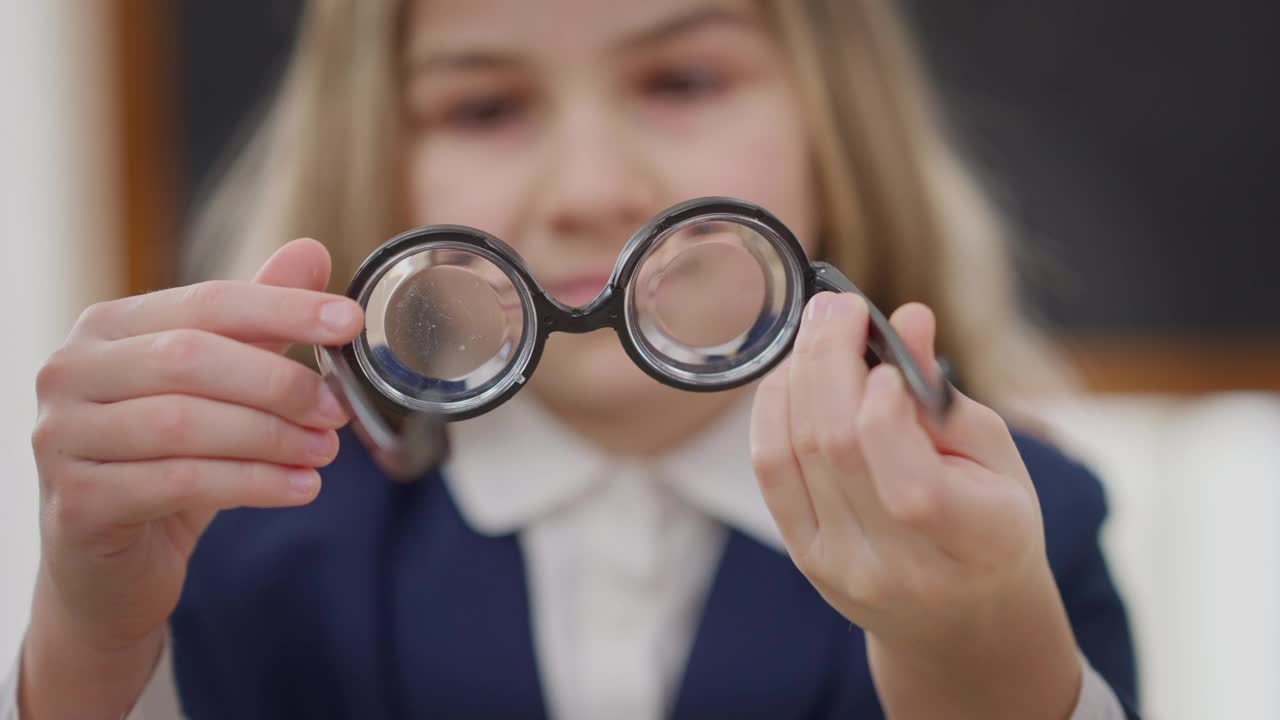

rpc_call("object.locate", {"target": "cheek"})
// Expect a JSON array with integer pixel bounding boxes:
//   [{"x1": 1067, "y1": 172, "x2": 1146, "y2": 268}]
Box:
[
  {"x1": 649, "y1": 95, "x2": 819, "y2": 252},
  {"x1": 404, "y1": 136, "x2": 531, "y2": 238}
]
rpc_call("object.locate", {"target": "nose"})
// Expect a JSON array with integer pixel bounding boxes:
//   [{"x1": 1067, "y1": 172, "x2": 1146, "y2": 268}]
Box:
[{"x1": 535, "y1": 98, "x2": 658, "y2": 246}]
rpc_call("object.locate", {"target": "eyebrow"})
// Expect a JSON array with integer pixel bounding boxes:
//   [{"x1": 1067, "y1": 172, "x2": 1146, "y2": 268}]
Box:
[
  {"x1": 405, "y1": 5, "x2": 755, "y2": 76},
  {"x1": 614, "y1": 5, "x2": 755, "y2": 52}
]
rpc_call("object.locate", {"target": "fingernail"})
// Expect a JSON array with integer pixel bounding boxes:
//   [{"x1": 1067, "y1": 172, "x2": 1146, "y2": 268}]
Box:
[
  {"x1": 319, "y1": 301, "x2": 359, "y2": 333},
  {"x1": 317, "y1": 387, "x2": 347, "y2": 424},
  {"x1": 825, "y1": 294, "x2": 850, "y2": 320},
  {"x1": 845, "y1": 293, "x2": 867, "y2": 318},
  {"x1": 806, "y1": 293, "x2": 831, "y2": 322},
  {"x1": 288, "y1": 468, "x2": 320, "y2": 498},
  {"x1": 306, "y1": 430, "x2": 336, "y2": 460}
]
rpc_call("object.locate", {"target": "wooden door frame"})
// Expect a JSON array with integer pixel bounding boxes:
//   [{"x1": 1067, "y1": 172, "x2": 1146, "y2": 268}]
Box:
[{"x1": 111, "y1": 0, "x2": 177, "y2": 296}]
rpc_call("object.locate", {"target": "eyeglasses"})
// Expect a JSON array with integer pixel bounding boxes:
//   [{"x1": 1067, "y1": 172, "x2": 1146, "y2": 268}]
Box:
[{"x1": 316, "y1": 196, "x2": 953, "y2": 481}]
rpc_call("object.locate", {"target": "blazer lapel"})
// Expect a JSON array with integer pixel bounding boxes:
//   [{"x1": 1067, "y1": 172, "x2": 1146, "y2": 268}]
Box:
[
  {"x1": 391, "y1": 477, "x2": 549, "y2": 719},
  {"x1": 670, "y1": 530, "x2": 862, "y2": 720}
]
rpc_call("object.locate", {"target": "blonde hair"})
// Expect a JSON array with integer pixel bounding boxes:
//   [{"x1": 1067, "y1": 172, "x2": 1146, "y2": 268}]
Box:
[{"x1": 186, "y1": 0, "x2": 1073, "y2": 407}]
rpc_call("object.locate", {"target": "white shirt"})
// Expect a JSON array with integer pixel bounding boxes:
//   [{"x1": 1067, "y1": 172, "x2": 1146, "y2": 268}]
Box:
[{"x1": 3, "y1": 396, "x2": 1126, "y2": 719}]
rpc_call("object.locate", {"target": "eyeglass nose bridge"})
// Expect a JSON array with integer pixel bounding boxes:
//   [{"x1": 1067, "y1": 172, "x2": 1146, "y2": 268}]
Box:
[{"x1": 537, "y1": 286, "x2": 624, "y2": 335}]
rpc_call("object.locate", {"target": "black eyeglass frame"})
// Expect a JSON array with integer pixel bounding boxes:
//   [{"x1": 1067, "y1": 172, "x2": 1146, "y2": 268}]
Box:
[{"x1": 317, "y1": 196, "x2": 953, "y2": 481}]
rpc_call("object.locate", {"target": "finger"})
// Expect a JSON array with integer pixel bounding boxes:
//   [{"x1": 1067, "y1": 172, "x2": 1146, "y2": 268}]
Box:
[
  {"x1": 78, "y1": 281, "x2": 363, "y2": 347},
  {"x1": 888, "y1": 303, "x2": 1022, "y2": 477},
  {"x1": 859, "y1": 363, "x2": 1019, "y2": 559},
  {"x1": 66, "y1": 395, "x2": 340, "y2": 467},
  {"x1": 858, "y1": 363, "x2": 951, "y2": 535},
  {"x1": 79, "y1": 458, "x2": 322, "y2": 526},
  {"x1": 253, "y1": 238, "x2": 335, "y2": 354},
  {"x1": 750, "y1": 358, "x2": 818, "y2": 551},
  {"x1": 788, "y1": 292, "x2": 876, "y2": 530},
  {"x1": 253, "y1": 237, "x2": 332, "y2": 291},
  {"x1": 70, "y1": 330, "x2": 347, "y2": 429},
  {"x1": 885, "y1": 302, "x2": 943, "y2": 386}
]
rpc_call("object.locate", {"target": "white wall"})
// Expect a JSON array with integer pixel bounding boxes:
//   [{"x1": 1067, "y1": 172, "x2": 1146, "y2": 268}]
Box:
[
  {"x1": 1043, "y1": 394, "x2": 1280, "y2": 719},
  {"x1": 0, "y1": 0, "x2": 118, "y2": 664}
]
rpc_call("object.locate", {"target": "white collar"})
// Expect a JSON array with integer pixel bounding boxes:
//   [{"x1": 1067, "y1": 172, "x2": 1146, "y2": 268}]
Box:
[{"x1": 443, "y1": 394, "x2": 785, "y2": 553}]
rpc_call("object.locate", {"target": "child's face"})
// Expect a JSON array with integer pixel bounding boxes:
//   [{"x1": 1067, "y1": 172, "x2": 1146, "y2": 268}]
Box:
[{"x1": 402, "y1": 0, "x2": 817, "y2": 429}]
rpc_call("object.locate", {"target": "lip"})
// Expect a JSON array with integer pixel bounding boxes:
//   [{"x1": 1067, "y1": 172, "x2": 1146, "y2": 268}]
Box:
[{"x1": 544, "y1": 272, "x2": 614, "y2": 308}]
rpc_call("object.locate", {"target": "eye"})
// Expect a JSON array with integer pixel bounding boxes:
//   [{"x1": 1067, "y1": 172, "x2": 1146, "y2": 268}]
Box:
[
  {"x1": 643, "y1": 65, "x2": 726, "y2": 102},
  {"x1": 442, "y1": 94, "x2": 526, "y2": 131}
]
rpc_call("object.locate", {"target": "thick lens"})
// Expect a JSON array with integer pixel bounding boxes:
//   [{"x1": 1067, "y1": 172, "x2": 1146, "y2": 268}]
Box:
[
  {"x1": 627, "y1": 216, "x2": 798, "y2": 385},
  {"x1": 359, "y1": 245, "x2": 527, "y2": 409},
  {"x1": 639, "y1": 223, "x2": 766, "y2": 348},
  {"x1": 384, "y1": 264, "x2": 507, "y2": 380}
]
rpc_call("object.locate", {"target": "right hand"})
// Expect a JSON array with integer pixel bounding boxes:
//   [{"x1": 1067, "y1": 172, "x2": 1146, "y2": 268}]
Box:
[{"x1": 21, "y1": 239, "x2": 363, "y2": 715}]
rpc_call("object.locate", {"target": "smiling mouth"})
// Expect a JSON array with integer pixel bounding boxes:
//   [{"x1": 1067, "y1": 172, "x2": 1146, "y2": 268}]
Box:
[{"x1": 546, "y1": 273, "x2": 613, "y2": 307}]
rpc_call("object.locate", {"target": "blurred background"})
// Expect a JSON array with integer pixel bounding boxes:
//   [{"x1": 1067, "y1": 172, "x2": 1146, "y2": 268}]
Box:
[{"x1": 2, "y1": 1, "x2": 1277, "y2": 717}]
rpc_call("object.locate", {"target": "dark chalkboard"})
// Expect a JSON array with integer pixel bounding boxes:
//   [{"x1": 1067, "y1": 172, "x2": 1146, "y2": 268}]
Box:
[{"x1": 903, "y1": 1, "x2": 1280, "y2": 335}]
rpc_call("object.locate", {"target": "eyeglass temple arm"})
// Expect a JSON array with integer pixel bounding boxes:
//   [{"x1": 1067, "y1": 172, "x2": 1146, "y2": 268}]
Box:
[
  {"x1": 811, "y1": 262, "x2": 954, "y2": 424},
  {"x1": 314, "y1": 344, "x2": 450, "y2": 482}
]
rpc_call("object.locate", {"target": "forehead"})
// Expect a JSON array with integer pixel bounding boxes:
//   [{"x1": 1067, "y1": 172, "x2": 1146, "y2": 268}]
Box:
[{"x1": 405, "y1": 0, "x2": 760, "y2": 57}]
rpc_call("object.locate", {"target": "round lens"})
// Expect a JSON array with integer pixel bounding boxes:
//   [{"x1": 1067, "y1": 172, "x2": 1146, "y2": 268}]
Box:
[
  {"x1": 649, "y1": 235, "x2": 766, "y2": 347},
  {"x1": 626, "y1": 215, "x2": 805, "y2": 387},
  {"x1": 357, "y1": 243, "x2": 533, "y2": 414},
  {"x1": 384, "y1": 264, "x2": 507, "y2": 380}
]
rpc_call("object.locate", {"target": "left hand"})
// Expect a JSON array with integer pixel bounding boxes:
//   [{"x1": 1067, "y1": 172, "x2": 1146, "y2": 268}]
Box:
[{"x1": 750, "y1": 292, "x2": 1081, "y2": 719}]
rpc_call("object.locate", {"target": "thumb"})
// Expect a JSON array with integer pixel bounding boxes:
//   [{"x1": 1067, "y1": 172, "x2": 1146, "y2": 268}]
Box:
[
  {"x1": 887, "y1": 302, "x2": 1022, "y2": 476},
  {"x1": 253, "y1": 238, "x2": 341, "y2": 355},
  {"x1": 253, "y1": 237, "x2": 333, "y2": 292}
]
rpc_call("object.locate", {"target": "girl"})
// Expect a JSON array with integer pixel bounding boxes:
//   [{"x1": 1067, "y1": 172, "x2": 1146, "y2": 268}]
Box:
[{"x1": 10, "y1": 0, "x2": 1138, "y2": 717}]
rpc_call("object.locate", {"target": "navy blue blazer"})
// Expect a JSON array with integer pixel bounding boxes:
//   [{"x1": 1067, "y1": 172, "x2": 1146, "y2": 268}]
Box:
[{"x1": 171, "y1": 430, "x2": 1139, "y2": 718}]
